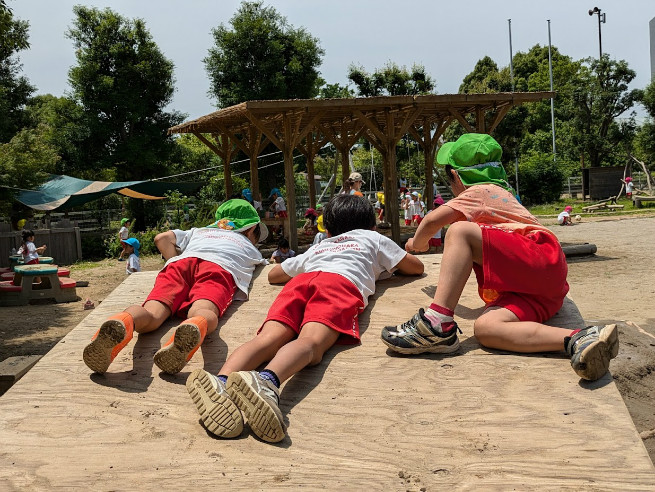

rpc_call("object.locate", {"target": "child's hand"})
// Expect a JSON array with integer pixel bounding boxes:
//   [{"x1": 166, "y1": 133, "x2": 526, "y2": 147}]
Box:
[{"x1": 405, "y1": 238, "x2": 428, "y2": 253}]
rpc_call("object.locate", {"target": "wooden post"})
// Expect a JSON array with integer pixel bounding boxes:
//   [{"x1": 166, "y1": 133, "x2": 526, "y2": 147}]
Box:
[
  {"x1": 282, "y1": 114, "x2": 298, "y2": 252},
  {"x1": 340, "y1": 147, "x2": 350, "y2": 184},
  {"x1": 221, "y1": 135, "x2": 233, "y2": 197}
]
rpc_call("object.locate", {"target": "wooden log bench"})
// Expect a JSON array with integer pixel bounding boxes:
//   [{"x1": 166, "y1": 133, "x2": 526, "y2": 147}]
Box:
[
  {"x1": 633, "y1": 195, "x2": 655, "y2": 208},
  {"x1": 0, "y1": 263, "x2": 653, "y2": 488},
  {"x1": 0, "y1": 264, "x2": 77, "y2": 306},
  {"x1": 0, "y1": 355, "x2": 42, "y2": 396}
]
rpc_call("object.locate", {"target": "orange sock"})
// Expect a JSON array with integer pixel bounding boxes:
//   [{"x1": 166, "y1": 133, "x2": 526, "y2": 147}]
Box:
[
  {"x1": 160, "y1": 315, "x2": 208, "y2": 361},
  {"x1": 91, "y1": 312, "x2": 135, "y2": 360}
]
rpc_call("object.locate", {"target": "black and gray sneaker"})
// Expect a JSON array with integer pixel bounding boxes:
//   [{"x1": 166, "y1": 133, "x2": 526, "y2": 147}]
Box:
[
  {"x1": 381, "y1": 308, "x2": 461, "y2": 355},
  {"x1": 227, "y1": 371, "x2": 286, "y2": 443},
  {"x1": 564, "y1": 324, "x2": 619, "y2": 381}
]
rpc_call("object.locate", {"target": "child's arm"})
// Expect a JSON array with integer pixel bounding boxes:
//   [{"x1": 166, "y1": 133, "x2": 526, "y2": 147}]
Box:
[
  {"x1": 406, "y1": 206, "x2": 464, "y2": 252},
  {"x1": 36, "y1": 245, "x2": 47, "y2": 254},
  {"x1": 268, "y1": 264, "x2": 292, "y2": 284},
  {"x1": 154, "y1": 231, "x2": 181, "y2": 260},
  {"x1": 394, "y1": 253, "x2": 424, "y2": 276}
]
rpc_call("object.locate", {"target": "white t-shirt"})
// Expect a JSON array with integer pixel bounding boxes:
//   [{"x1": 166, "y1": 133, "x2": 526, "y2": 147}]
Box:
[
  {"x1": 253, "y1": 200, "x2": 263, "y2": 211},
  {"x1": 432, "y1": 228, "x2": 442, "y2": 240},
  {"x1": 168, "y1": 228, "x2": 267, "y2": 300},
  {"x1": 402, "y1": 200, "x2": 411, "y2": 220},
  {"x1": 126, "y1": 253, "x2": 141, "y2": 275},
  {"x1": 272, "y1": 249, "x2": 295, "y2": 262},
  {"x1": 626, "y1": 181, "x2": 634, "y2": 193},
  {"x1": 409, "y1": 199, "x2": 425, "y2": 217},
  {"x1": 274, "y1": 196, "x2": 286, "y2": 212},
  {"x1": 19, "y1": 241, "x2": 39, "y2": 262},
  {"x1": 557, "y1": 211, "x2": 570, "y2": 225},
  {"x1": 119, "y1": 226, "x2": 129, "y2": 240},
  {"x1": 281, "y1": 229, "x2": 407, "y2": 307}
]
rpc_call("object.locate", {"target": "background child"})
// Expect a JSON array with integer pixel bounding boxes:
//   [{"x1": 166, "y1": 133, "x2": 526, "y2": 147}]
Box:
[
  {"x1": 624, "y1": 176, "x2": 634, "y2": 198},
  {"x1": 118, "y1": 218, "x2": 131, "y2": 260},
  {"x1": 312, "y1": 214, "x2": 327, "y2": 245},
  {"x1": 83, "y1": 200, "x2": 268, "y2": 376},
  {"x1": 270, "y1": 237, "x2": 295, "y2": 263},
  {"x1": 557, "y1": 206, "x2": 573, "y2": 226},
  {"x1": 123, "y1": 237, "x2": 141, "y2": 274},
  {"x1": 382, "y1": 133, "x2": 618, "y2": 383},
  {"x1": 186, "y1": 194, "x2": 424, "y2": 443},
  {"x1": 303, "y1": 208, "x2": 318, "y2": 235},
  {"x1": 428, "y1": 196, "x2": 445, "y2": 252},
  {"x1": 402, "y1": 193, "x2": 412, "y2": 225},
  {"x1": 18, "y1": 229, "x2": 46, "y2": 265},
  {"x1": 408, "y1": 191, "x2": 425, "y2": 226}
]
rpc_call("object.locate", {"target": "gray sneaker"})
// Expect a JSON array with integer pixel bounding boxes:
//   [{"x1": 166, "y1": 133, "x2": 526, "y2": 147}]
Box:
[
  {"x1": 381, "y1": 308, "x2": 460, "y2": 354},
  {"x1": 227, "y1": 371, "x2": 286, "y2": 443},
  {"x1": 186, "y1": 369, "x2": 244, "y2": 438},
  {"x1": 565, "y1": 324, "x2": 619, "y2": 381}
]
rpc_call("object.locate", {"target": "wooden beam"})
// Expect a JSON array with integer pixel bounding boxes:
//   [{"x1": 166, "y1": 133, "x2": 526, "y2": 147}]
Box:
[
  {"x1": 192, "y1": 132, "x2": 223, "y2": 158},
  {"x1": 486, "y1": 104, "x2": 511, "y2": 134},
  {"x1": 448, "y1": 108, "x2": 475, "y2": 133},
  {"x1": 395, "y1": 107, "x2": 423, "y2": 143},
  {"x1": 475, "y1": 107, "x2": 486, "y2": 133},
  {"x1": 353, "y1": 110, "x2": 387, "y2": 145},
  {"x1": 245, "y1": 113, "x2": 283, "y2": 150}
]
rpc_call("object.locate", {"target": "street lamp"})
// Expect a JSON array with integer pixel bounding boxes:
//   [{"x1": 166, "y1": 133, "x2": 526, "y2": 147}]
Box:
[{"x1": 588, "y1": 7, "x2": 606, "y2": 59}]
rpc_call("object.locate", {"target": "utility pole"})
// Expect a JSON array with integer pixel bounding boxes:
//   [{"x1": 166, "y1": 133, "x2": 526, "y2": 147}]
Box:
[
  {"x1": 588, "y1": 7, "x2": 606, "y2": 59},
  {"x1": 548, "y1": 20, "x2": 556, "y2": 161}
]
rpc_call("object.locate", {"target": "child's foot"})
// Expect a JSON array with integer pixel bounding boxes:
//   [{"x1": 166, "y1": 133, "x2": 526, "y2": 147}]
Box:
[
  {"x1": 565, "y1": 324, "x2": 619, "y2": 381},
  {"x1": 381, "y1": 308, "x2": 460, "y2": 354},
  {"x1": 186, "y1": 369, "x2": 244, "y2": 438},
  {"x1": 226, "y1": 371, "x2": 286, "y2": 443},
  {"x1": 83, "y1": 313, "x2": 134, "y2": 373},
  {"x1": 154, "y1": 316, "x2": 207, "y2": 374}
]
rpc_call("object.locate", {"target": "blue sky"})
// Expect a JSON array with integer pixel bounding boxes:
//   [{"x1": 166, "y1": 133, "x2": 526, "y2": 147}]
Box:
[{"x1": 11, "y1": 0, "x2": 655, "y2": 120}]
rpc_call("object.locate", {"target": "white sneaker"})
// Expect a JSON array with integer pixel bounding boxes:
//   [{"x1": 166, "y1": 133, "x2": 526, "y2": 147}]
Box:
[{"x1": 186, "y1": 369, "x2": 243, "y2": 438}]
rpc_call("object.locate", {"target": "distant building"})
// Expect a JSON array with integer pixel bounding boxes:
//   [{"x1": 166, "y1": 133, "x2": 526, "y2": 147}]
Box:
[{"x1": 651, "y1": 17, "x2": 655, "y2": 79}]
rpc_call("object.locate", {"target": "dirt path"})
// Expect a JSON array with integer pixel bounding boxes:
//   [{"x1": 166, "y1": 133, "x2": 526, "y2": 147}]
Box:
[{"x1": 1, "y1": 213, "x2": 654, "y2": 460}]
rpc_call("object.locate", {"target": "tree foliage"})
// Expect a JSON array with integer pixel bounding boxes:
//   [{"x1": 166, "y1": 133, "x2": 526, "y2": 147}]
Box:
[
  {"x1": 66, "y1": 6, "x2": 184, "y2": 228},
  {"x1": 347, "y1": 62, "x2": 435, "y2": 96},
  {"x1": 205, "y1": 1, "x2": 324, "y2": 107},
  {"x1": 0, "y1": 2, "x2": 35, "y2": 142}
]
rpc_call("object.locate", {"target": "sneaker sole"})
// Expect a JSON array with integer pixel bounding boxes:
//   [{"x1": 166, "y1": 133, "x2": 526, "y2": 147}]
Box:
[
  {"x1": 83, "y1": 320, "x2": 126, "y2": 373},
  {"x1": 227, "y1": 372, "x2": 285, "y2": 443},
  {"x1": 381, "y1": 336, "x2": 460, "y2": 355},
  {"x1": 574, "y1": 324, "x2": 619, "y2": 381},
  {"x1": 154, "y1": 323, "x2": 201, "y2": 374},
  {"x1": 186, "y1": 369, "x2": 243, "y2": 439}
]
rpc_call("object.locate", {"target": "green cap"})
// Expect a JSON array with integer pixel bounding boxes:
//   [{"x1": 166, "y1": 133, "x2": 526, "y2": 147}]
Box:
[
  {"x1": 437, "y1": 133, "x2": 513, "y2": 193},
  {"x1": 208, "y1": 199, "x2": 268, "y2": 242},
  {"x1": 120, "y1": 218, "x2": 130, "y2": 226}
]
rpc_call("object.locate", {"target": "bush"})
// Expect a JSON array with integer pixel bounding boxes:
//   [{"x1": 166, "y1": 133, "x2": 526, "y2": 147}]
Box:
[{"x1": 518, "y1": 151, "x2": 567, "y2": 205}]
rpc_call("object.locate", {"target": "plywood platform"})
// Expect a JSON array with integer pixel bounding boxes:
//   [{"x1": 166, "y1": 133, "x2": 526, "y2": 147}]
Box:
[{"x1": 1, "y1": 255, "x2": 653, "y2": 489}]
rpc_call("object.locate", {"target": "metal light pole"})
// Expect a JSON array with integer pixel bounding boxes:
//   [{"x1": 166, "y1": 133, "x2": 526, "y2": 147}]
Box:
[
  {"x1": 508, "y1": 19, "x2": 515, "y2": 91},
  {"x1": 588, "y1": 7, "x2": 606, "y2": 59},
  {"x1": 547, "y1": 20, "x2": 556, "y2": 161}
]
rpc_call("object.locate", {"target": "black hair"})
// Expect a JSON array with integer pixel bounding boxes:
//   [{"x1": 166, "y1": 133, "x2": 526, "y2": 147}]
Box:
[
  {"x1": 21, "y1": 229, "x2": 34, "y2": 242},
  {"x1": 277, "y1": 237, "x2": 290, "y2": 249},
  {"x1": 323, "y1": 194, "x2": 376, "y2": 236}
]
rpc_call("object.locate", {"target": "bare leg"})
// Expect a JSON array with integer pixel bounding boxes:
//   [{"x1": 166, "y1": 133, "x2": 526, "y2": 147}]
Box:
[
  {"x1": 433, "y1": 221, "x2": 483, "y2": 311},
  {"x1": 264, "y1": 322, "x2": 340, "y2": 383},
  {"x1": 186, "y1": 299, "x2": 220, "y2": 335},
  {"x1": 474, "y1": 306, "x2": 571, "y2": 352},
  {"x1": 124, "y1": 300, "x2": 171, "y2": 333},
  {"x1": 219, "y1": 321, "x2": 296, "y2": 376}
]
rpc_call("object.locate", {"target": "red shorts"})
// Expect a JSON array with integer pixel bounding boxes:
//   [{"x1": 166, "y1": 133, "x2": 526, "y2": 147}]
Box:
[
  {"x1": 277, "y1": 211, "x2": 288, "y2": 218},
  {"x1": 412, "y1": 215, "x2": 423, "y2": 225},
  {"x1": 428, "y1": 238, "x2": 442, "y2": 247},
  {"x1": 405, "y1": 219, "x2": 411, "y2": 226},
  {"x1": 260, "y1": 271, "x2": 365, "y2": 344},
  {"x1": 25, "y1": 259, "x2": 39, "y2": 265},
  {"x1": 473, "y1": 225, "x2": 569, "y2": 323},
  {"x1": 145, "y1": 258, "x2": 237, "y2": 318}
]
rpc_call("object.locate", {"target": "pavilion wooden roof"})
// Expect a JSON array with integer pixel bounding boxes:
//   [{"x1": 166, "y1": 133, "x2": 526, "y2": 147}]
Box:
[
  {"x1": 168, "y1": 92, "x2": 555, "y2": 250},
  {"x1": 168, "y1": 92, "x2": 554, "y2": 137}
]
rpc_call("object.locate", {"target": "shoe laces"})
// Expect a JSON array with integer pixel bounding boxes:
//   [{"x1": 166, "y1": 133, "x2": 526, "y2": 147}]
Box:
[{"x1": 394, "y1": 313, "x2": 422, "y2": 336}]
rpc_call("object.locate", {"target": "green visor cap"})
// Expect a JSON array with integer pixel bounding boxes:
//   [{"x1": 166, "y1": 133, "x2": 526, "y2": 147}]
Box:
[
  {"x1": 436, "y1": 133, "x2": 513, "y2": 193},
  {"x1": 208, "y1": 199, "x2": 268, "y2": 242}
]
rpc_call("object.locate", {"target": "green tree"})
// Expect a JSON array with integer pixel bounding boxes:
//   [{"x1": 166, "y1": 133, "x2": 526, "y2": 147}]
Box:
[
  {"x1": 633, "y1": 79, "x2": 655, "y2": 169},
  {"x1": 570, "y1": 56, "x2": 640, "y2": 167},
  {"x1": 205, "y1": 1, "x2": 324, "y2": 108},
  {"x1": 319, "y1": 82, "x2": 354, "y2": 99},
  {"x1": 0, "y1": 0, "x2": 35, "y2": 142},
  {"x1": 518, "y1": 151, "x2": 565, "y2": 205},
  {"x1": 66, "y1": 6, "x2": 184, "y2": 228},
  {"x1": 0, "y1": 125, "x2": 59, "y2": 212},
  {"x1": 347, "y1": 61, "x2": 435, "y2": 96}
]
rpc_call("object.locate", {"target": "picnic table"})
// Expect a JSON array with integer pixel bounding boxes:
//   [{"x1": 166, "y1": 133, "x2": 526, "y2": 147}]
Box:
[
  {"x1": 0, "y1": 263, "x2": 77, "y2": 306},
  {"x1": 8, "y1": 255, "x2": 54, "y2": 268}
]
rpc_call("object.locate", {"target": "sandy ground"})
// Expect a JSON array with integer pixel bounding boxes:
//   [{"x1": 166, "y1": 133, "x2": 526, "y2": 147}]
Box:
[{"x1": 1, "y1": 212, "x2": 654, "y2": 461}]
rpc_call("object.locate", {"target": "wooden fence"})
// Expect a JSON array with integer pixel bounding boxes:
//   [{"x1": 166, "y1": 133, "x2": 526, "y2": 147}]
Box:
[{"x1": 0, "y1": 223, "x2": 82, "y2": 267}]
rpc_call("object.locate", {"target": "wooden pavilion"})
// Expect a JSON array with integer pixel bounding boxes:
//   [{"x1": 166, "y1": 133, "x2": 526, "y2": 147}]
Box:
[{"x1": 168, "y1": 92, "x2": 554, "y2": 250}]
